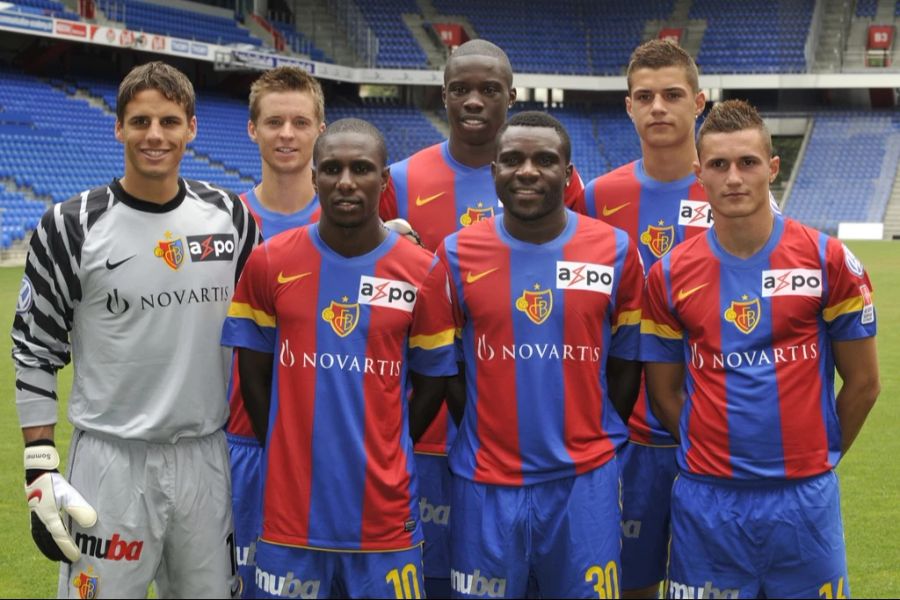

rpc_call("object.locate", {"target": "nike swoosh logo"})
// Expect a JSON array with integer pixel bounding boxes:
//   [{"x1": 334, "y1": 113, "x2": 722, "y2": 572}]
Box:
[
  {"x1": 277, "y1": 271, "x2": 312, "y2": 284},
  {"x1": 415, "y1": 192, "x2": 445, "y2": 207},
  {"x1": 601, "y1": 202, "x2": 630, "y2": 217},
  {"x1": 466, "y1": 268, "x2": 499, "y2": 284},
  {"x1": 105, "y1": 255, "x2": 136, "y2": 270},
  {"x1": 677, "y1": 283, "x2": 709, "y2": 301},
  {"x1": 27, "y1": 489, "x2": 42, "y2": 504}
]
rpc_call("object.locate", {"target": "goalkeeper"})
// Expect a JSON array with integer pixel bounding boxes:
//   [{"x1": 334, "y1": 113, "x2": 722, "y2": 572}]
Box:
[{"x1": 11, "y1": 62, "x2": 258, "y2": 598}]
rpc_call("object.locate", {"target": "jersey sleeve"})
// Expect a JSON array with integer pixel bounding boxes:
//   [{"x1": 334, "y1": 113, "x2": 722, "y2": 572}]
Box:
[
  {"x1": 408, "y1": 256, "x2": 458, "y2": 377},
  {"x1": 221, "y1": 243, "x2": 277, "y2": 353},
  {"x1": 639, "y1": 257, "x2": 684, "y2": 363},
  {"x1": 822, "y1": 240, "x2": 876, "y2": 340},
  {"x1": 564, "y1": 164, "x2": 587, "y2": 215},
  {"x1": 231, "y1": 190, "x2": 262, "y2": 283},
  {"x1": 379, "y1": 177, "x2": 400, "y2": 221},
  {"x1": 609, "y1": 235, "x2": 643, "y2": 360},
  {"x1": 11, "y1": 204, "x2": 79, "y2": 427}
]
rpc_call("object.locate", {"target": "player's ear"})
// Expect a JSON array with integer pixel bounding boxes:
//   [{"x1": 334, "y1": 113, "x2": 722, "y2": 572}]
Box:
[
  {"x1": 769, "y1": 155, "x2": 780, "y2": 183},
  {"x1": 187, "y1": 116, "x2": 197, "y2": 140},
  {"x1": 247, "y1": 119, "x2": 257, "y2": 143},
  {"x1": 694, "y1": 90, "x2": 706, "y2": 118},
  {"x1": 441, "y1": 85, "x2": 447, "y2": 108},
  {"x1": 311, "y1": 168, "x2": 318, "y2": 194},
  {"x1": 114, "y1": 120, "x2": 124, "y2": 143},
  {"x1": 508, "y1": 87, "x2": 517, "y2": 107},
  {"x1": 381, "y1": 166, "x2": 390, "y2": 191},
  {"x1": 693, "y1": 159, "x2": 702, "y2": 183},
  {"x1": 565, "y1": 163, "x2": 574, "y2": 185}
]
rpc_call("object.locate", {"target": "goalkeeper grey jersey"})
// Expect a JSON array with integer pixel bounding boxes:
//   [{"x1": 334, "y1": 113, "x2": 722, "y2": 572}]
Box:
[{"x1": 12, "y1": 178, "x2": 259, "y2": 443}]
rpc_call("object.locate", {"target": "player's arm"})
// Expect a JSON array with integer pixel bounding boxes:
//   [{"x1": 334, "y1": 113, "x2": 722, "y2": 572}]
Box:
[
  {"x1": 607, "y1": 232, "x2": 643, "y2": 422},
  {"x1": 446, "y1": 367, "x2": 465, "y2": 426},
  {"x1": 12, "y1": 204, "x2": 97, "y2": 563},
  {"x1": 237, "y1": 348, "x2": 274, "y2": 444},
  {"x1": 408, "y1": 372, "x2": 448, "y2": 443},
  {"x1": 833, "y1": 336, "x2": 879, "y2": 455},
  {"x1": 606, "y1": 357, "x2": 642, "y2": 423},
  {"x1": 640, "y1": 256, "x2": 686, "y2": 440},
  {"x1": 645, "y1": 362, "x2": 685, "y2": 441}
]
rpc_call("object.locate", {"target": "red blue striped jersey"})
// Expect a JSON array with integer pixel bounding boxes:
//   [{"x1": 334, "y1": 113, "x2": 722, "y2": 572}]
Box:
[
  {"x1": 641, "y1": 216, "x2": 877, "y2": 480},
  {"x1": 437, "y1": 212, "x2": 643, "y2": 486},
  {"x1": 221, "y1": 225, "x2": 457, "y2": 550},
  {"x1": 226, "y1": 188, "x2": 321, "y2": 439},
  {"x1": 380, "y1": 140, "x2": 586, "y2": 454},
  {"x1": 584, "y1": 160, "x2": 708, "y2": 446}
]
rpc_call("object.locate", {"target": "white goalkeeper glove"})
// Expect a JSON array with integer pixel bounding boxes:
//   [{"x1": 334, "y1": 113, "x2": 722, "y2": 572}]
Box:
[{"x1": 24, "y1": 441, "x2": 97, "y2": 563}]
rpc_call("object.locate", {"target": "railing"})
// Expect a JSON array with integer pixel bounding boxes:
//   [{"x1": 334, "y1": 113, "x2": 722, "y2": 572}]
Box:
[
  {"x1": 805, "y1": 0, "x2": 825, "y2": 71},
  {"x1": 329, "y1": 0, "x2": 378, "y2": 68}
]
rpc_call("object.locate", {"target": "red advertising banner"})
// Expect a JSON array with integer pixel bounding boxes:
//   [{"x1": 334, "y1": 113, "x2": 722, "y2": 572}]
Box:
[
  {"x1": 867, "y1": 25, "x2": 894, "y2": 50},
  {"x1": 55, "y1": 20, "x2": 87, "y2": 38},
  {"x1": 433, "y1": 23, "x2": 468, "y2": 48},
  {"x1": 658, "y1": 28, "x2": 683, "y2": 44}
]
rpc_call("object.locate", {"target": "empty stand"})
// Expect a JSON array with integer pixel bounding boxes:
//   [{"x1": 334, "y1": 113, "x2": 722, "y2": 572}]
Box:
[
  {"x1": 786, "y1": 111, "x2": 900, "y2": 234},
  {"x1": 690, "y1": 0, "x2": 814, "y2": 73},
  {"x1": 96, "y1": 0, "x2": 262, "y2": 47}
]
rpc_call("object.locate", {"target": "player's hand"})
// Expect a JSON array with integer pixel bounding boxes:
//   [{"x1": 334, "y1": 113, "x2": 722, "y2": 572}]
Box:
[
  {"x1": 384, "y1": 218, "x2": 424, "y2": 248},
  {"x1": 24, "y1": 441, "x2": 97, "y2": 563}
]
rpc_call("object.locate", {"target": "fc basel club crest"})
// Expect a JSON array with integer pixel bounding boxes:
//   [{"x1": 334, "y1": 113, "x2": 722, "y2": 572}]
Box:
[
  {"x1": 459, "y1": 202, "x2": 494, "y2": 227},
  {"x1": 724, "y1": 295, "x2": 761, "y2": 334},
  {"x1": 73, "y1": 568, "x2": 99, "y2": 599},
  {"x1": 639, "y1": 221, "x2": 675, "y2": 259},
  {"x1": 154, "y1": 231, "x2": 185, "y2": 270},
  {"x1": 515, "y1": 284, "x2": 553, "y2": 325},
  {"x1": 322, "y1": 297, "x2": 360, "y2": 337}
]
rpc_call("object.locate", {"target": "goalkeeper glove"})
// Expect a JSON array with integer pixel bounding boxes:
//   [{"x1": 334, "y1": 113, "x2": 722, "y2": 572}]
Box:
[{"x1": 24, "y1": 440, "x2": 97, "y2": 563}]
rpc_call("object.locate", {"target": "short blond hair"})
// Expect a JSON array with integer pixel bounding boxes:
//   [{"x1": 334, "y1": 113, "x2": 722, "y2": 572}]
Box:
[
  {"x1": 697, "y1": 99, "x2": 772, "y2": 157},
  {"x1": 117, "y1": 61, "x2": 195, "y2": 121},
  {"x1": 627, "y1": 40, "x2": 699, "y2": 94},
  {"x1": 249, "y1": 66, "x2": 325, "y2": 124}
]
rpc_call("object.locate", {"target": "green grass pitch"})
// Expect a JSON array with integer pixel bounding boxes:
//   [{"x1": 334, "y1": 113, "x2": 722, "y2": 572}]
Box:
[{"x1": 1, "y1": 240, "x2": 898, "y2": 597}]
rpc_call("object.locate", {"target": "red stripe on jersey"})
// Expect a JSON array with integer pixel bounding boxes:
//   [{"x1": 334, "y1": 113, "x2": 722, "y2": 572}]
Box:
[
  {"x1": 263, "y1": 233, "x2": 322, "y2": 546},
  {"x1": 769, "y1": 230, "x2": 829, "y2": 477},
  {"x1": 592, "y1": 162, "x2": 641, "y2": 236},
  {"x1": 562, "y1": 221, "x2": 616, "y2": 473},
  {"x1": 682, "y1": 181, "x2": 710, "y2": 238},
  {"x1": 673, "y1": 244, "x2": 733, "y2": 478},
  {"x1": 461, "y1": 239, "x2": 523, "y2": 485},
  {"x1": 404, "y1": 146, "x2": 460, "y2": 252}
]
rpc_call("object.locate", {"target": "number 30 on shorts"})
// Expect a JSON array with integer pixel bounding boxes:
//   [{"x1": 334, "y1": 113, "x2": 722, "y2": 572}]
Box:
[
  {"x1": 386, "y1": 563, "x2": 421, "y2": 599},
  {"x1": 585, "y1": 561, "x2": 619, "y2": 599}
]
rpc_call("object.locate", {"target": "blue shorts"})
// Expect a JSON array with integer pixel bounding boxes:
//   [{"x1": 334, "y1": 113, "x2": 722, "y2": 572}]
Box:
[
  {"x1": 228, "y1": 432, "x2": 264, "y2": 598},
  {"x1": 450, "y1": 458, "x2": 621, "y2": 599},
  {"x1": 667, "y1": 470, "x2": 850, "y2": 599},
  {"x1": 415, "y1": 452, "x2": 452, "y2": 580},
  {"x1": 618, "y1": 441, "x2": 678, "y2": 589},
  {"x1": 254, "y1": 540, "x2": 424, "y2": 599}
]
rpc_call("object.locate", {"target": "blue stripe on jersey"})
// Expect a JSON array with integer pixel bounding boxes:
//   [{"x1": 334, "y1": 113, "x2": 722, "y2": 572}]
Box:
[
  {"x1": 306, "y1": 226, "x2": 399, "y2": 546},
  {"x1": 634, "y1": 162, "x2": 700, "y2": 272},
  {"x1": 391, "y1": 158, "x2": 411, "y2": 221},
  {"x1": 584, "y1": 182, "x2": 598, "y2": 217},
  {"x1": 609, "y1": 227, "x2": 639, "y2": 359},
  {"x1": 244, "y1": 187, "x2": 318, "y2": 237},
  {"x1": 497, "y1": 216, "x2": 579, "y2": 485},
  {"x1": 442, "y1": 142, "x2": 497, "y2": 219}
]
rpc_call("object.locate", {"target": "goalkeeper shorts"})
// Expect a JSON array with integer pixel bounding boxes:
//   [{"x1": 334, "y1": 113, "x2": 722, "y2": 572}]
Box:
[{"x1": 58, "y1": 429, "x2": 238, "y2": 599}]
